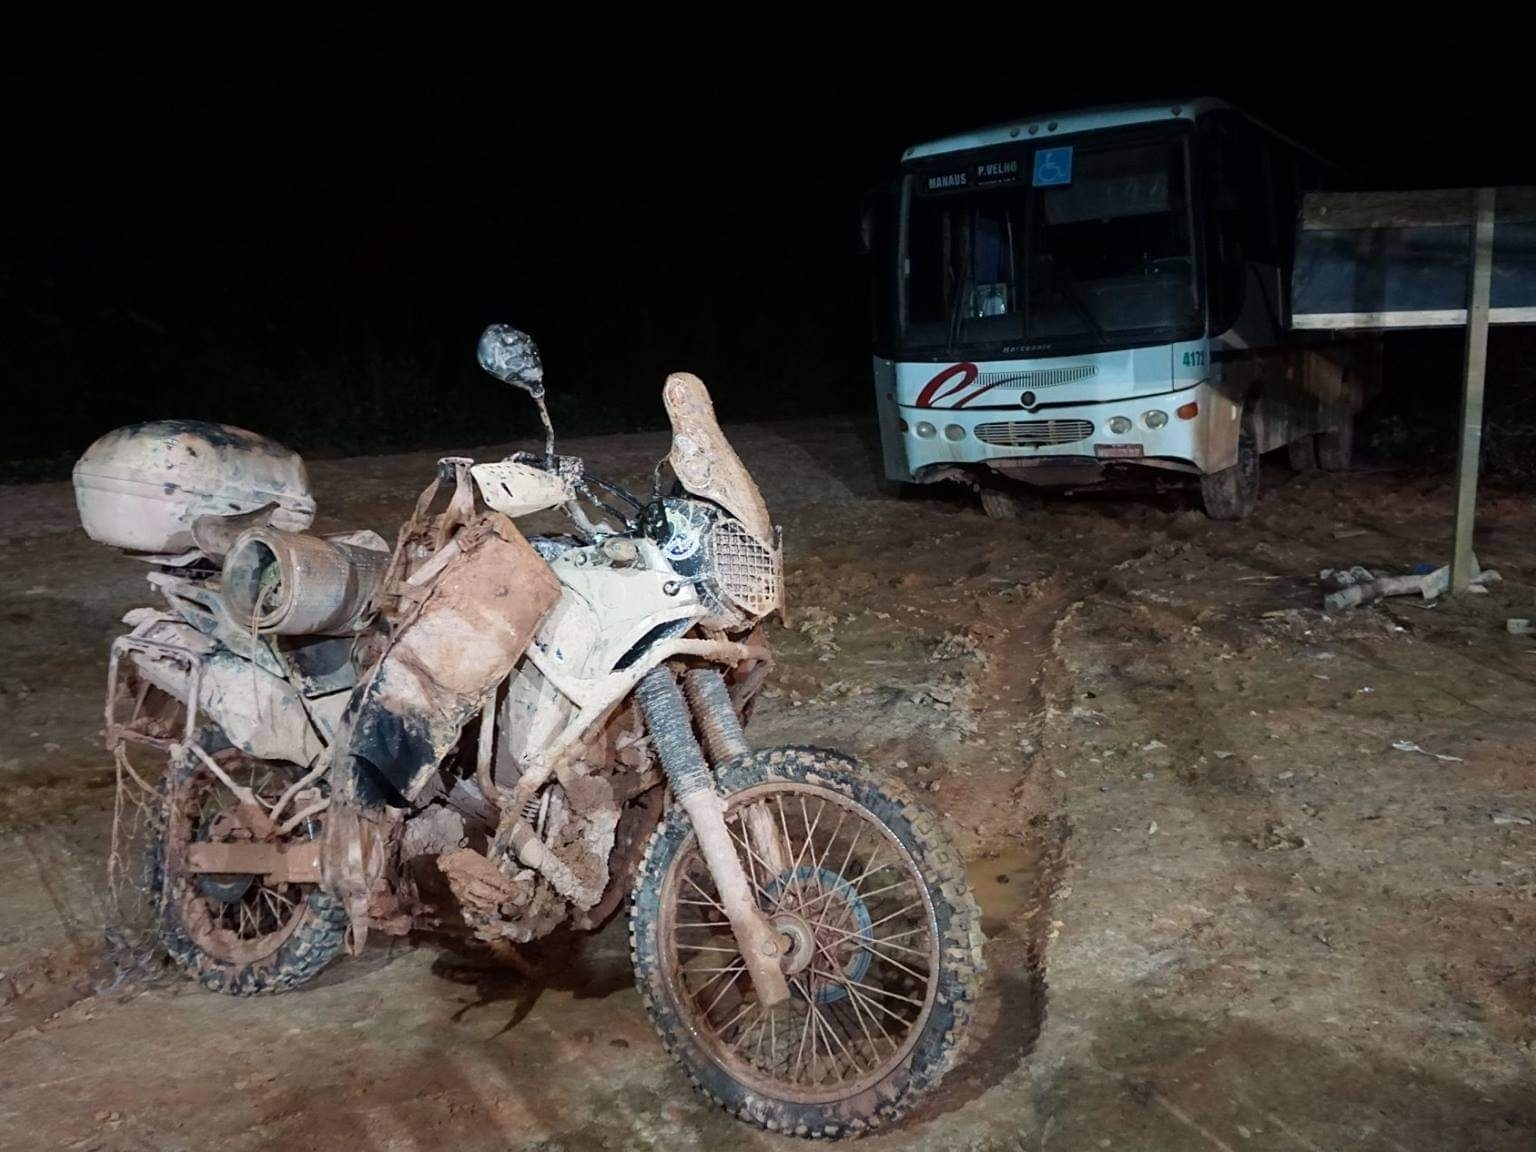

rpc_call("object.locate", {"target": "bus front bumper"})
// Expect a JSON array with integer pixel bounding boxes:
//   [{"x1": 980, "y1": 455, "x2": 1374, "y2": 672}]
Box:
[{"x1": 893, "y1": 383, "x2": 1232, "y2": 480}]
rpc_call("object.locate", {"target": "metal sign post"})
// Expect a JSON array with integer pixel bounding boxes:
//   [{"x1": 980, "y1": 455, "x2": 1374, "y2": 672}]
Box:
[{"x1": 1451, "y1": 189, "x2": 1497, "y2": 593}]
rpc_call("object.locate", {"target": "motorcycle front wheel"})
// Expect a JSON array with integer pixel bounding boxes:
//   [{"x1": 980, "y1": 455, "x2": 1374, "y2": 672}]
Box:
[{"x1": 629, "y1": 747, "x2": 984, "y2": 1137}]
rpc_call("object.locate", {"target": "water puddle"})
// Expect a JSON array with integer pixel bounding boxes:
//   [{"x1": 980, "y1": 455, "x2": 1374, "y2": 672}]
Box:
[{"x1": 968, "y1": 843, "x2": 1046, "y2": 938}]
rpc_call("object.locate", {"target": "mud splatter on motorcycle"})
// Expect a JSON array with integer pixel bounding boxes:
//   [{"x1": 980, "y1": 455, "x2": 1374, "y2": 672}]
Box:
[{"x1": 77, "y1": 325, "x2": 984, "y2": 1136}]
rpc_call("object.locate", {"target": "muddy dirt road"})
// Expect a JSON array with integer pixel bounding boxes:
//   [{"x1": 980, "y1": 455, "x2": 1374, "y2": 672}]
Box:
[{"x1": 3, "y1": 416, "x2": 1534, "y2": 1151}]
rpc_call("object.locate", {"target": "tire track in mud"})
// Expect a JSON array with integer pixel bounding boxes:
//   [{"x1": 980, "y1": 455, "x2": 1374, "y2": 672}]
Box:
[
  {"x1": 910, "y1": 529, "x2": 1198, "y2": 1117},
  {"x1": 907, "y1": 565, "x2": 1086, "y2": 1115}
]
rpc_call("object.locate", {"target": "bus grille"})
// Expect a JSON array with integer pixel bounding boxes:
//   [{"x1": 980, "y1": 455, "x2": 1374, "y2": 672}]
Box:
[
  {"x1": 979, "y1": 365, "x2": 1097, "y2": 391},
  {"x1": 974, "y1": 419, "x2": 1095, "y2": 447}
]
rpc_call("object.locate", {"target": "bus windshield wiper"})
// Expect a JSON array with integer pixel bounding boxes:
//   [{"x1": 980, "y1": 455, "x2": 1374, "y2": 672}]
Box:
[{"x1": 946, "y1": 268, "x2": 974, "y2": 354}]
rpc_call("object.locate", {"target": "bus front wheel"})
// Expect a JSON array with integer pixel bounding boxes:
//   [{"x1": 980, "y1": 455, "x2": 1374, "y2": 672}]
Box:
[{"x1": 1200, "y1": 416, "x2": 1259, "y2": 520}]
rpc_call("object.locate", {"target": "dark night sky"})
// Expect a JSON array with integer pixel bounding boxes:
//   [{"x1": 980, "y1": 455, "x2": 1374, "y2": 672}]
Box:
[{"x1": 6, "y1": 35, "x2": 1533, "y2": 470}]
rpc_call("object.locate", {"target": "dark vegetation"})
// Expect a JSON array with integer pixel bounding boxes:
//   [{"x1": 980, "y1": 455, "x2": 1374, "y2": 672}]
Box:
[{"x1": 1366, "y1": 330, "x2": 1536, "y2": 485}]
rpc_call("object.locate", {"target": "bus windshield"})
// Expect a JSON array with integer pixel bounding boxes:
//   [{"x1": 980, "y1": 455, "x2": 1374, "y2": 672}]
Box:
[{"x1": 899, "y1": 128, "x2": 1200, "y2": 356}]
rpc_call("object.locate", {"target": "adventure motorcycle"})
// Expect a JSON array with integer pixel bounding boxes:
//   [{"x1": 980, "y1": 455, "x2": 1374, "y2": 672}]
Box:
[{"x1": 77, "y1": 326, "x2": 984, "y2": 1136}]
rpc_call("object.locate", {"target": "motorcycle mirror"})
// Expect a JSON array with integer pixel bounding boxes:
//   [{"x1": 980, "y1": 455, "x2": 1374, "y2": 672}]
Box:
[{"x1": 477, "y1": 324, "x2": 545, "y2": 396}]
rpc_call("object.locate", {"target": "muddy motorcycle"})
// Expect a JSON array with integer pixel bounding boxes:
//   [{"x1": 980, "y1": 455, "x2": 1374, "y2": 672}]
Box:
[{"x1": 78, "y1": 326, "x2": 984, "y2": 1136}]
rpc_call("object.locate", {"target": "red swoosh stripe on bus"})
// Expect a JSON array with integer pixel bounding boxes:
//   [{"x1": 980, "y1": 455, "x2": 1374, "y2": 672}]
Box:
[{"x1": 914, "y1": 362, "x2": 997, "y2": 408}]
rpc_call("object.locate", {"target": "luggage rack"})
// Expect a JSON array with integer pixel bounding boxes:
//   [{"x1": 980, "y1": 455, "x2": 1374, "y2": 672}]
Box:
[{"x1": 105, "y1": 634, "x2": 204, "y2": 755}]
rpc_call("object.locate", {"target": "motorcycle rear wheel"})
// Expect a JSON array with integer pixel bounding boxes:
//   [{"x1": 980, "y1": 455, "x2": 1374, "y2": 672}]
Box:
[
  {"x1": 630, "y1": 747, "x2": 984, "y2": 1136},
  {"x1": 155, "y1": 755, "x2": 347, "y2": 994}
]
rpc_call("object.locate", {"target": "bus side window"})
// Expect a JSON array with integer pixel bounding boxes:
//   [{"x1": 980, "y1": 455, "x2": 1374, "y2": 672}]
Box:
[
  {"x1": 1202, "y1": 113, "x2": 1247, "y2": 336},
  {"x1": 1205, "y1": 112, "x2": 1276, "y2": 336}
]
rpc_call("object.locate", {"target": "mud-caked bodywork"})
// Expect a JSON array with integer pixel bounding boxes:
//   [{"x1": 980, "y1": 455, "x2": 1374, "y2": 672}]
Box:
[{"x1": 93, "y1": 362, "x2": 787, "y2": 962}]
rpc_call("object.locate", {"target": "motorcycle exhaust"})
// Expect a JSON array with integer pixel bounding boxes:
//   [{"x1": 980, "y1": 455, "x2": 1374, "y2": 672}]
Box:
[{"x1": 222, "y1": 527, "x2": 390, "y2": 636}]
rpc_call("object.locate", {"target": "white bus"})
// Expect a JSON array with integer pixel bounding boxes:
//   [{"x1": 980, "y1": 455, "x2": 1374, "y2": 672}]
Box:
[{"x1": 865, "y1": 99, "x2": 1377, "y2": 519}]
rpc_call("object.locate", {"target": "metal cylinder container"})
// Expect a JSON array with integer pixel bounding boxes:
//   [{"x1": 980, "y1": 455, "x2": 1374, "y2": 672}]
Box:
[{"x1": 222, "y1": 527, "x2": 390, "y2": 635}]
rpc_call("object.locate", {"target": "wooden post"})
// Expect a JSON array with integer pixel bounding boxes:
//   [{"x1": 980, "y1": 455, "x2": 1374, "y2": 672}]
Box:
[{"x1": 1451, "y1": 188, "x2": 1496, "y2": 593}]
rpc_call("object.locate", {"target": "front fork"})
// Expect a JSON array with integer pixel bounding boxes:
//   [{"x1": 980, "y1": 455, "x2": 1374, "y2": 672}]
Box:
[{"x1": 637, "y1": 666, "x2": 791, "y2": 1008}]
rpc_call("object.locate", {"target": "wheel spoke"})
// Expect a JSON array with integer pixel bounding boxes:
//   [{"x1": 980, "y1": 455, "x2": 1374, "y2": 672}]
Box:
[
  {"x1": 790, "y1": 796, "x2": 828, "y2": 909},
  {"x1": 777, "y1": 794, "x2": 820, "y2": 914},
  {"x1": 843, "y1": 943, "x2": 933, "y2": 985},
  {"x1": 859, "y1": 898, "x2": 928, "y2": 936},
  {"x1": 834, "y1": 965, "x2": 886, "y2": 1060},
  {"x1": 733, "y1": 808, "x2": 763, "y2": 898},
  {"x1": 806, "y1": 824, "x2": 856, "y2": 943},
  {"x1": 816, "y1": 967, "x2": 927, "y2": 1008},
  {"x1": 773, "y1": 795, "x2": 796, "y2": 900},
  {"x1": 812, "y1": 807, "x2": 849, "y2": 879},
  {"x1": 815, "y1": 920, "x2": 932, "y2": 960},
  {"x1": 716, "y1": 998, "x2": 759, "y2": 1041},
  {"x1": 817, "y1": 1000, "x2": 859, "y2": 1080},
  {"x1": 730, "y1": 1008, "x2": 768, "y2": 1055},
  {"x1": 773, "y1": 795, "x2": 812, "y2": 912},
  {"x1": 805, "y1": 990, "x2": 827, "y2": 1085},
  {"x1": 724, "y1": 823, "x2": 782, "y2": 906},
  {"x1": 764, "y1": 1001, "x2": 776, "y2": 1071},
  {"x1": 752, "y1": 1007, "x2": 770, "y2": 1064},
  {"x1": 793, "y1": 989, "x2": 814, "y2": 1083},
  {"x1": 690, "y1": 962, "x2": 744, "y2": 1003},
  {"x1": 815, "y1": 966, "x2": 918, "y2": 1028},
  {"x1": 798, "y1": 878, "x2": 903, "y2": 927},
  {"x1": 793, "y1": 975, "x2": 858, "y2": 1082},
  {"x1": 682, "y1": 874, "x2": 726, "y2": 914},
  {"x1": 700, "y1": 963, "x2": 745, "y2": 1018},
  {"x1": 795, "y1": 856, "x2": 912, "y2": 920},
  {"x1": 744, "y1": 799, "x2": 789, "y2": 876}
]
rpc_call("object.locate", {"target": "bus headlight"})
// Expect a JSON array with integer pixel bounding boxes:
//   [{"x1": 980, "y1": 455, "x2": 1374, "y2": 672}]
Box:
[
  {"x1": 1107, "y1": 416, "x2": 1132, "y2": 435},
  {"x1": 915, "y1": 421, "x2": 937, "y2": 439},
  {"x1": 1143, "y1": 410, "x2": 1169, "y2": 430},
  {"x1": 944, "y1": 424, "x2": 966, "y2": 441}
]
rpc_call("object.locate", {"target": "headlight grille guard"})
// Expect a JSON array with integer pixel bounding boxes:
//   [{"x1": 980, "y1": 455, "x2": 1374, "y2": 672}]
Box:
[{"x1": 695, "y1": 517, "x2": 782, "y2": 630}]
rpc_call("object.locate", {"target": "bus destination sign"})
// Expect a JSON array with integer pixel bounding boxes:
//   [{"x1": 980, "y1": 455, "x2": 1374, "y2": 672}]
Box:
[{"x1": 921, "y1": 156, "x2": 1024, "y2": 194}]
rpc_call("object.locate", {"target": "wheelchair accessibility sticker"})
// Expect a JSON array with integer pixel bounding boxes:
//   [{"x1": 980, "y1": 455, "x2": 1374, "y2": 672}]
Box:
[{"x1": 1032, "y1": 146, "x2": 1073, "y2": 187}]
